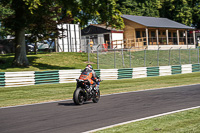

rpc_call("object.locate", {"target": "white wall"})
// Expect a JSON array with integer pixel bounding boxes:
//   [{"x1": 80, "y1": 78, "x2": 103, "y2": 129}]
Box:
[
  {"x1": 111, "y1": 33, "x2": 124, "y2": 49},
  {"x1": 148, "y1": 45, "x2": 195, "y2": 50},
  {"x1": 57, "y1": 24, "x2": 81, "y2": 52}
]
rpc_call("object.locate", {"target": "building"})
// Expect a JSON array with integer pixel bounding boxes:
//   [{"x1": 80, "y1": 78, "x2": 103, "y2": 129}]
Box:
[
  {"x1": 81, "y1": 24, "x2": 124, "y2": 52},
  {"x1": 121, "y1": 15, "x2": 195, "y2": 50},
  {"x1": 57, "y1": 24, "x2": 81, "y2": 52}
]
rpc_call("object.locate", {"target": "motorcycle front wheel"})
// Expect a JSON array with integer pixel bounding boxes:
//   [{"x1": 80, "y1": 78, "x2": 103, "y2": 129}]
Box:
[
  {"x1": 92, "y1": 90, "x2": 100, "y2": 103},
  {"x1": 73, "y1": 88, "x2": 85, "y2": 105}
]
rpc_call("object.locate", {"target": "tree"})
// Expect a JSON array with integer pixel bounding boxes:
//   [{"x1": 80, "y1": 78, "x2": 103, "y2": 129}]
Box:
[
  {"x1": 0, "y1": 4, "x2": 14, "y2": 38},
  {"x1": 159, "y1": 0, "x2": 192, "y2": 26},
  {"x1": 0, "y1": 0, "x2": 124, "y2": 67},
  {"x1": 116, "y1": 0, "x2": 161, "y2": 17},
  {"x1": 189, "y1": 0, "x2": 200, "y2": 28}
]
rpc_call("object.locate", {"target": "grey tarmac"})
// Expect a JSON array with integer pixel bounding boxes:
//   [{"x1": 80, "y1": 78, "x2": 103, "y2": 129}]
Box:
[{"x1": 1, "y1": 84, "x2": 200, "y2": 133}]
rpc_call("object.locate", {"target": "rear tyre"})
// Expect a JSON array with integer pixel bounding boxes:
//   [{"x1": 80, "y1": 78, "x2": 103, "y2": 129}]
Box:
[
  {"x1": 73, "y1": 88, "x2": 85, "y2": 105},
  {"x1": 92, "y1": 90, "x2": 100, "y2": 103}
]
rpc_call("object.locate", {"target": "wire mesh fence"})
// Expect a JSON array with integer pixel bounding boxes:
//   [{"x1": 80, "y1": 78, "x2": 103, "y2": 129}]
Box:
[{"x1": 96, "y1": 47, "x2": 200, "y2": 69}]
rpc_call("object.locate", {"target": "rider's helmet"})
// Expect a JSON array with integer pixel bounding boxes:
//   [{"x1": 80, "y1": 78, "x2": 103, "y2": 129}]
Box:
[{"x1": 86, "y1": 64, "x2": 93, "y2": 70}]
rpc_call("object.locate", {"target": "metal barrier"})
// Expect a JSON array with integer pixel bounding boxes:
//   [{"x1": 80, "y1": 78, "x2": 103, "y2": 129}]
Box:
[
  {"x1": 35, "y1": 71, "x2": 59, "y2": 85},
  {"x1": 59, "y1": 69, "x2": 81, "y2": 83},
  {"x1": 0, "y1": 72, "x2": 5, "y2": 87},
  {"x1": 4, "y1": 71, "x2": 35, "y2": 87},
  {"x1": 0, "y1": 63, "x2": 200, "y2": 87}
]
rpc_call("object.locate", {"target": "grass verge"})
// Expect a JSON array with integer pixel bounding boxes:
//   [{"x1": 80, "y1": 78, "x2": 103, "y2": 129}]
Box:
[
  {"x1": 1, "y1": 72, "x2": 200, "y2": 107},
  {"x1": 95, "y1": 108, "x2": 200, "y2": 133}
]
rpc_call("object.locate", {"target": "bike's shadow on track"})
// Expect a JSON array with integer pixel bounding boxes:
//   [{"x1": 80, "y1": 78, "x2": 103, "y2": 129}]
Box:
[{"x1": 57, "y1": 102, "x2": 92, "y2": 106}]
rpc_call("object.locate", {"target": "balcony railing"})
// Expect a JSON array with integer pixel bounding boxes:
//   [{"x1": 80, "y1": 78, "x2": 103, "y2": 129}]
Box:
[{"x1": 148, "y1": 37, "x2": 194, "y2": 45}]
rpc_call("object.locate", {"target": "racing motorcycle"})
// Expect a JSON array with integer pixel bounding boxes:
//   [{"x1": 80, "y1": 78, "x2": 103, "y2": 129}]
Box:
[{"x1": 73, "y1": 78, "x2": 101, "y2": 105}]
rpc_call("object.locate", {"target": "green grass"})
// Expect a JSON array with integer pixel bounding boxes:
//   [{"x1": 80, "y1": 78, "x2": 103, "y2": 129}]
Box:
[
  {"x1": 0, "y1": 49, "x2": 199, "y2": 71},
  {"x1": 1, "y1": 71, "x2": 200, "y2": 107},
  {"x1": 96, "y1": 108, "x2": 200, "y2": 133},
  {"x1": 0, "y1": 52, "x2": 97, "y2": 72}
]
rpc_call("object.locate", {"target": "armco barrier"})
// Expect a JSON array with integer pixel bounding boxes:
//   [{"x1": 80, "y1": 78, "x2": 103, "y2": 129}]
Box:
[
  {"x1": 35, "y1": 70, "x2": 59, "y2": 85},
  {"x1": 147, "y1": 67, "x2": 159, "y2": 77},
  {"x1": 59, "y1": 69, "x2": 81, "y2": 83},
  {"x1": 132, "y1": 67, "x2": 147, "y2": 79},
  {"x1": 171, "y1": 65, "x2": 182, "y2": 75},
  {"x1": 159, "y1": 66, "x2": 171, "y2": 76},
  {"x1": 182, "y1": 64, "x2": 192, "y2": 74},
  {"x1": 5, "y1": 71, "x2": 35, "y2": 87},
  {"x1": 100, "y1": 69, "x2": 118, "y2": 80},
  {"x1": 0, "y1": 72, "x2": 5, "y2": 87},
  {"x1": 0, "y1": 64, "x2": 200, "y2": 88},
  {"x1": 192, "y1": 64, "x2": 200, "y2": 72},
  {"x1": 118, "y1": 68, "x2": 133, "y2": 79}
]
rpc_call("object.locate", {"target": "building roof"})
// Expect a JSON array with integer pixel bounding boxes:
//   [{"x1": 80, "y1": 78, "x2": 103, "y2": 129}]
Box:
[
  {"x1": 81, "y1": 24, "x2": 123, "y2": 36},
  {"x1": 122, "y1": 15, "x2": 194, "y2": 29}
]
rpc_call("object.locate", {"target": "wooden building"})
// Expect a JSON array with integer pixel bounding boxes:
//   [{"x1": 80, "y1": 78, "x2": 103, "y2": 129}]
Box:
[
  {"x1": 81, "y1": 24, "x2": 124, "y2": 51},
  {"x1": 121, "y1": 15, "x2": 195, "y2": 50}
]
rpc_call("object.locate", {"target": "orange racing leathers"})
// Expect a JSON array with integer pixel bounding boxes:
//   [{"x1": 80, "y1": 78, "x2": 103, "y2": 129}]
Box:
[{"x1": 79, "y1": 68, "x2": 97, "y2": 89}]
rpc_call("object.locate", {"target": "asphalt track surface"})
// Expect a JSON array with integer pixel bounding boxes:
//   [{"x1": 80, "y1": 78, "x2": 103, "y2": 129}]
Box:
[{"x1": 1, "y1": 84, "x2": 200, "y2": 133}]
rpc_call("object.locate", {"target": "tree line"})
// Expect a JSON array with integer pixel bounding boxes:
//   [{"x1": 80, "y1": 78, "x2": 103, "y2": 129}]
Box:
[
  {"x1": 116, "y1": 0, "x2": 200, "y2": 28},
  {"x1": 0, "y1": 0, "x2": 199, "y2": 67}
]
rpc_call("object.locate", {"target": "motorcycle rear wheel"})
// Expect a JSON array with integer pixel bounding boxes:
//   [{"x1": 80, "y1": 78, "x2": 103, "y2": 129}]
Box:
[
  {"x1": 73, "y1": 88, "x2": 85, "y2": 105},
  {"x1": 92, "y1": 90, "x2": 100, "y2": 103}
]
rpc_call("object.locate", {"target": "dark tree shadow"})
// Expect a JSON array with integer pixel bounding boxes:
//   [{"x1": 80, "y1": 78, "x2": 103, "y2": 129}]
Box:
[{"x1": 0, "y1": 56, "x2": 75, "y2": 70}]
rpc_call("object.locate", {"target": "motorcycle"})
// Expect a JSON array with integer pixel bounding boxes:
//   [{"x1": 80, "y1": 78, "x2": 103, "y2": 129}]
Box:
[{"x1": 73, "y1": 78, "x2": 101, "y2": 105}]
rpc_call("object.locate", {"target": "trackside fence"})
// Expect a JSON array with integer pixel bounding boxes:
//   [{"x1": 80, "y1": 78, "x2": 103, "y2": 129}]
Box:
[
  {"x1": 96, "y1": 47, "x2": 200, "y2": 69},
  {"x1": 0, "y1": 63, "x2": 200, "y2": 87}
]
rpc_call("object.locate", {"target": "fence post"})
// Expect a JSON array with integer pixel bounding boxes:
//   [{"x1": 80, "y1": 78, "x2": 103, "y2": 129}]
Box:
[
  {"x1": 97, "y1": 44, "x2": 100, "y2": 69},
  {"x1": 179, "y1": 47, "x2": 181, "y2": 65},
  {"x1": 157, "y1": 47, "x2": 161, "y2": 66},
  {"x1": 122, "y1": 48, "x2": 125, "y2": 67},
  {"x1": 169, "y1": 47, "x2": 172, "y2": 66},
  {"x1": 189, "y1": 47, "x2": 191, "y2": 64},
  {"x1": 88, "y1": 43, "x2": 90, "y2": 63},
  {"x1": 198, "y1": 46, "x2": 199, "y2": 64},
  {"x1": 129, "y1": 48, "x2": 131, "y2": 68},
  {"x1": 144, "y1": 47, "x2": 147, "y2": 67},
  {"x1": 114, "y1": 46, "x2": 117, "y2": 68}
]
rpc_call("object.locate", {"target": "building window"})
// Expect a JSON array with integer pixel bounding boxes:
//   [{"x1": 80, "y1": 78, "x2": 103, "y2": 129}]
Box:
[
  {"x1": 136, "y1": 31, "x2": 141, "y2": 38},
  {"x1": 142, "y1": 31, "x2": 146, "y2": 37},
  {"x1": 163, "y1": 32, "x2": 166, "y2": 35},
  {"x1": 151, "y1": 31, "x2": 155, "y2": 37},
  {"x1": 169, "y1": 32, "x2": 171, "y2": 37},
  {"x1": 180, "y1": 31, "x2": 183, "y2": 37}
]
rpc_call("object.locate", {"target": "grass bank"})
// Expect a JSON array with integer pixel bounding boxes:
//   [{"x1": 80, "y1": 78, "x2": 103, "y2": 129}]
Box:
[
  {"x1": 1, "y1": 49, "x2": 199, "y2": 72},
  {"x1": 1, "y1": 72, "x2": 200, "y2": 107},
  {"x1": 0, "y1": 52, "x2": 97, "y2": 72}
]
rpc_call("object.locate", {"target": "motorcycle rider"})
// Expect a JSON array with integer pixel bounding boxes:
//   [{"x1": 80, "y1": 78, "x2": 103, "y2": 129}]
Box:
[{"x1": 79, "y1": 64, "x2": 100, "y2": 92}]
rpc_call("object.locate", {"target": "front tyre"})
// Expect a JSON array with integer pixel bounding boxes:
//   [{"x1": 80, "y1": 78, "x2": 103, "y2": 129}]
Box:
[
  {"x1": 92, "y1": 90, "x2": 100, "y2": 103},
  {"x1": 73, "y1": 88, "x2": 85, "y2": 105}
]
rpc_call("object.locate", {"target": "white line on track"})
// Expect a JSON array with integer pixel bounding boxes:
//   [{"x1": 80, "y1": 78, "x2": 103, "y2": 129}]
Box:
[
  {"x1": 1, "y1": 83, "x2": 200, "y2": 109},
  {"x1": 83, "y1": 106, "x2": 200, "y2": 133}
]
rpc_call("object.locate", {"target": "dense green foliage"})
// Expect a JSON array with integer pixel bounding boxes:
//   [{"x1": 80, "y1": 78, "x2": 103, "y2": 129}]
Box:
[
  {"x1": 116, "y1": 0, "x2": 200, "y2": 28},
  {"x1": 0, "y1": 4, "x2": 14, "y2": 38},
  {"x1": 116, "y1": 0, "x2": 161, "y2": 17}
]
